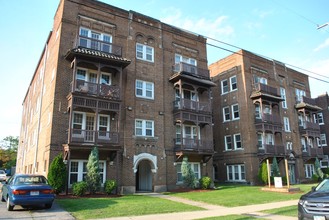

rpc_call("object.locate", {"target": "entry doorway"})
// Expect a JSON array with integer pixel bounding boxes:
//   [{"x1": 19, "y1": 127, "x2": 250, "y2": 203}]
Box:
[
  {"x1": 136, "y1": 160, "x2": 152, "y2": 192},
  {"x1": 288, "y1": 164, "x2": 296, "y2": 184}
]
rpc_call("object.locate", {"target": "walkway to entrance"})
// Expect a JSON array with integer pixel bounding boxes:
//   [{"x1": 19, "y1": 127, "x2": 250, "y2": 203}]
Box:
[{"x1": 97, "y1": 193, "x2": 298, "y2": 220}]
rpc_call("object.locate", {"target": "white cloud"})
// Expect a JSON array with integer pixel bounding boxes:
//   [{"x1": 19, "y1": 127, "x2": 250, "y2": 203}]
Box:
[
  {"x1": 313, "y1": 38, "x2": 329, "y2": 52},
  {"x1": 161, "y1": 8, "x2": 234, "y2": 39}
]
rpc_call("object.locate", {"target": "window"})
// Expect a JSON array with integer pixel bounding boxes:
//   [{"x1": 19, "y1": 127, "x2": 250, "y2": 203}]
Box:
[
  {"x1": 98, "y1": 115, "x2": 110, "y2": 138},
  {"x1": 301, "y1": 138, "x2": 307, "y2": 152},
  {"x1": 295, "y1": 88, "x2": 306, "y2": 102},
  {"x1": 265, "y1": 133, "x2": 273, "y2": 145},
  {"x1": 223, "y1": 106, "x2": 230, "y2": 122},
  {"x1": 318, "y1": 134, "x2": 327, "y2": 146},
  {"x1": 286, "y1": 141, "x2": 292, "y2": 150},
  {"x1": 305, "y1": 164, "x2": 315, "y2": 178},
  {"x1": 135, "y1": 119, "x2": 154, "y2": 137},
  {"x1": 317, "y1": 113, "x2": 324, "y2": 125},
  {"x1": 263, "y1": 105, "x2": 271, "y2": 114},
  {"x1": 254, "y1": 75, "x2": 267, "y2": 85},
  {"x1": 255, "y1": 104, "x2": 261, "y2": 119},
  {"x1": 176, "y1": 162, "x2": 200, "y2": 183},
  {"x1": 221, "y1": 79, "x2": 229, "y2": 94},
  {"x1": 136, "y1": 43, "x2": 154, "y2": 62},
  {"x1": 230, "y1": 76, "x2": 237, "y2": 91},
  {"x1": 280, "y1": 87, "x2": 287, "y2": 108},
  {"x1": 225, "y1": 135, "x2": 232, "y2": 151},
  {"x1": 72, "y1": 112, "x2": 84, "y2": 135},
  {"x1": 234, "y1": 134, "x2": 242, "y2": 149},
  {"x1": 79, "y1": 27, "x2": 112, "y2": 53},
  {"x1": 257, "y1": 133, "x2": 263, "y2": 148},
  {"x1": 101, "y1": 73, "x2": 111, "y2": 85},
  {"x1": 175, "y1": 54, "x2": 197, "y2": 65},
  {"x1": 136, "y1": 80, "x2": 154, "y2": 99},
  {"x1": 175, "y1": 125, "x2": 182, "y2": 144},
  {"x1": 231, "y1": 104, "x2": 240, "y2": 120},
  {"x1": 283, "y1": 117, "x2": 290, "y2": 132},
  {"x1": 69, "y1": 160, "x2": 106, "y2": 186},
  {"x1": 227, "y1": 164, "x2": 245, "y2": 181},
  {"x1": 308, "y1": 138, "x2": 314, "y2": 148}
]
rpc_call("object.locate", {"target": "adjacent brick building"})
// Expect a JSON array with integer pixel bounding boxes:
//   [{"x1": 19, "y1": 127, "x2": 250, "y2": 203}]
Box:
[
  {"x1": 209, "y1": 50, "x2": 323, "y2": 184},
  {"x1": 17, "y1": 0, "x2": 215, "y2": 193}
]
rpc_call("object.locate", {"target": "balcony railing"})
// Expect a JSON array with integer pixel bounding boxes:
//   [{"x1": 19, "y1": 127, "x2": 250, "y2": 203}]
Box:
[
  {"x1": 299, "y1": 122, "x2": 320, "y2": 137},
  {"x1": 173, "y1": 99, "x2": 211, "y2": 113},
  {"x1": 253, "y1": 83, "x2": 280, "y2": 97},
  {"x1": 297, "y1": 96, "x2": 316, "y2": 105},
  {"x1": 74, "y1": 80, "x2": 120, "y2": 99},
  {"x1": 255, "y1": 113, "x2": 281, "y2": 124},
  {"x1": 258, "y1": 144, "x2": 285, "y2": 155},
  {"x1": 302, "y1": 147, "x2": 324, "y2": 157},
  {"x1": 78, "y1": 36, "x2": 122, "y2": 56},
  {"x1": 173, "y1": 62, "x2": 210, "y2": 79},
  {"x1": 174, "y1": 138, "x2": 213, "y2": 153},
  {"x1": 70, "y1": 129, "x2": 119, "y2": 144}
]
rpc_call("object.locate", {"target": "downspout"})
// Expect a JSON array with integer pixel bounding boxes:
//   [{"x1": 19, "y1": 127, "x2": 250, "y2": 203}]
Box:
[{"x1": 33, "y1": 42, "x2": 48, "y2": 174}]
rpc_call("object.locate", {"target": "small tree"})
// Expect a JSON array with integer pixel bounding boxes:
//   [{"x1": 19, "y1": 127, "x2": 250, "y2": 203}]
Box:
[
  {"x1": 258, "y1": 162, "x2": 268, "y2": 185},
  {"x1": 86, "y1": 147, "x2": 101, "y2": 194},
  {"x1": 315, "y1": 157, "x2": 324, "y2": 181},
  {"x1": 47, "y1": 153, "x2": 67, "y2": 194},
  {"x1": 271, "y1": 157, "x2": 280, "y2": 177},
  {"x1": 181, "y1": 156, "x2": 197, "y2": 189}
]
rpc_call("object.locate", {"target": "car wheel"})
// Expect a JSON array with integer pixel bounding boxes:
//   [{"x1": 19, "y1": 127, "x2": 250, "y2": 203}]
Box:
[
  {"x1": 45, "y1": 203, "x2": 52, "y2": 209},
  {"x1": 1, "y1": 193, "x2": 5, "y2": 202},
  {"x1": 6, "y1": 196, "x2": 14, "y2": 211}
]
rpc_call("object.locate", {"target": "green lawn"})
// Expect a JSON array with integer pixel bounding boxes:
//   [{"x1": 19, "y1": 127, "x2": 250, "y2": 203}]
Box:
[
  {"x1": 165, "y1": 184, "x2": 315, "y2": 207},
  {"x1": 262, "y1": 205, "x2": 297, "y2": 217},
  {"x1": 198, "y1": 214, "x2": 266, "y2": 220},
  {"x1": 56, "y1": 195, "x2": 204, "y2": 219}
]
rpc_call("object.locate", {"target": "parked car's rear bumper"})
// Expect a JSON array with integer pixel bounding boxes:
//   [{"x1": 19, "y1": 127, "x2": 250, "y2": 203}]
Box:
[{"x1": 10, "y1": 195, "x2": 55, "y2": 206}]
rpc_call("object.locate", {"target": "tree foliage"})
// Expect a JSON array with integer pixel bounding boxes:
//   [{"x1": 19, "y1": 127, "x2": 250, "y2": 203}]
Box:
[
  {"x1": 0, "y1": 136, "x2": 18, "y2": 169},
  {"x1": 181, "y1": 156, "x2": 197, "y2": 189},
  {"x1": 86, "y1": 147, "x2": 101, "y2": 194},
  {"x1": 315, "y1": 157, "x2": 324, "y2": 180},
  {"x1": 271, "y1": 157, "x2": 280, "y2": 177},
  {"x1": 258, "y1": 162, "x2": 269, "y2": 185},
  {"x1": 47, "y1": 153, "x2": 67, "y2": 194}
]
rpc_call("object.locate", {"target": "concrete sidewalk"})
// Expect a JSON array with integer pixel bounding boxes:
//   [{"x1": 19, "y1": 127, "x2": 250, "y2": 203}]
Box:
[{"x1": 94, "y1": 193, "x2": 298, "y2": 220}]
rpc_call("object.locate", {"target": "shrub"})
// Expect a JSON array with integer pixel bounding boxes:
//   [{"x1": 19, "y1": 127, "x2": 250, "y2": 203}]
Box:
[
  {"x1": 199, "y1": 176, "x2": 211, "y2": 189},
  {"x1": 47, "y1": 153, "x2": 67, "y2": 194},
  {"x1": 181, "y1": 156, "x2": 197, "y2": 189},
  {"x1": 86, "y1": 147, "x2": 101, "y2": 194},
  {"x1": 72, "y1": 181, "x2": 88, "y2": 196},
  {"x1": 104, "y1": 179, "x2": 117, "y2": 195},
  {"x1": 258, "y1": 162, "x2": 268, "y2": 185}
]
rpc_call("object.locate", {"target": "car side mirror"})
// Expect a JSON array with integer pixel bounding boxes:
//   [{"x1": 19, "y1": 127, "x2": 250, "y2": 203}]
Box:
[{"x1": 311, "y1": 186, "x2": 316, "y2": 191}]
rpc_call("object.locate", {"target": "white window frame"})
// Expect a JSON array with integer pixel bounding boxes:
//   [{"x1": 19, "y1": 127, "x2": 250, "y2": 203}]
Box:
[
  {"x1": 230, "y1": 76, "x2": 237, "y2": 91},
  {"x1": 98, "y1": 114, "x2": 110, "y2": 139},
  {"x1": 283, "y1": 117, "x2": 291, "y2": 132},
  {"x1": 265, "y1": 133, "x2": 274, "y2": 145},
  {"x1": 280, "y1": 87, "x2": 287, "y2": 109},
  {"x1": 234, "y1": 133, "x2": 242, "y2": 150},
  {"x1": 224, "y1": 135, "x2": 232, "y2": 151},
  {"x1": 175, "y1": 54, "x2": 197, "y2": 66},
  {"x1": 223, "y1": 106, "x2": 230, "y2": 122},
  {"x1": 176, "y1": 162, "x2": 200, "y2": 183},
  {"x1": 79, "y1": 27, "x2": 112, "y2": 53},
  {"x1": 286, "y1": 141, "x2": 292, "y2": 150},
  {"x1": 100, "y1": 72, "x2": 111, "y2": 85},
  {"x1": 318, "y1": 134, "x2": 327, "y2": 146},
  {"x1": 305, "y1": 164, "x2": 315, "y2": 178},
  {"x1": 254, "y1": 75, "x2": 267, "y2": 85},
  {"x1": 135, "y1": 80, "x2": 154, "y2": 99},
  {"x1": 221, "y1": 79, "x2": 229, "y2": 94},
  {"x1": 226, "y1": 164, "x2": 246, "y2": 182},
  {"x1": 257, "y1": 133, "x2": 264, "y2": 148},
  {"x1": 136, "y1": 43, "x2": 154, "y2": 62},
  {"x1": 231, "y1": 104, "x2": 240, "y2": 120},
  {"x1": 135, "y1": 119, "x2": 154, "y2": 137},
  {"x1": 69, "y1": 160, "x2": 106, "y2": 187},
  {"x1": 295, "y1": 88, "x2": 306, "y2": 102},
  {"x1": 301, "y1": 138, "x2": 307, "y2": 152},
  {"x1": 317, "y1": 113, "x2": 324, "y2": 125},
  {"x1": 255, "y1": 104, "x2": 261, "y2": 119}
]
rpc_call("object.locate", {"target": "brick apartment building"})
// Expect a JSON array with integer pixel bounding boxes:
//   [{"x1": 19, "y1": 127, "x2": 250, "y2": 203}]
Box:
[
  {"x1": 209, "y1": 50, "x2": 324, "y2": 184},
  {"x1": 17, "y1": 0, "x2": 215, "y2": 193}
]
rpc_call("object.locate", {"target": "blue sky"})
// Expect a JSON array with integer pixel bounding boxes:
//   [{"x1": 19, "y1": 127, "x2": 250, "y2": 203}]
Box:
[{"x1": 0, "y1": 0, "x2": 328, "y2": 141}]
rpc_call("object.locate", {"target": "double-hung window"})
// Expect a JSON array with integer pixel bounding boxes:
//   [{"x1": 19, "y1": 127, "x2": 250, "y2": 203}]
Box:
[
  {"x1": 136, "y1": 43, "x2": 154, "y2": 62},
  {"x1": 305, "y1": 164, "x2": 314, "y2": 178},
  {"x1": 317, "y1": 113, "x2": 324, "y2": 125},
  {"x1": 318, "y1": 134, "x2": 327, "y2": 146},
  {"x1": 221, "y1": 79, "x2": 229, "y2": 94},
  {"x1": 227, "y1": 164, "x2": 245, "y2": 181},
  {"x1": 280, "y1": 87, "x2": 287, "y2": 108},
  {"x1": 98, "y1": 115, "x2": 110, "y2": 139},
  {"x1": 234, "y1": 134, "x2": 242, "y2": 149},
  {"x1": 283, "y1": 117, "x2": 291, "y2": 132},
  {"x1": 295, "y1": 88, "x2": 306, "y2": 102},
  {"x1": 136, "y1": 80, "x2": 154, "y2": 99},
  {"x1": 135, "y1": 119, "x2": 154, "y2": 137},
  {"x1": 230, "y1": 76, "x2": 237, "y2": 91},
  {"x1": 69, "y1": 160, "x2": 106, "y2": 186},
  {"x1": 224, "y1": 135, "x2": 232, "y2": 151},
  {"x1": 232, "y1": 104, "x2": 240, "y2": 120},
  {"x1": 257, "y1": 133, "x2": 264, "y2": 148},
  {"x1": 223, "y1": 106, "x2": 230, "y2": 122},
  {"x1": 79, "y1": 27, "x2": 112, "y2": 53},
  {"x1": 265, "y1": 133, "x2": 274, "y2": 145}
]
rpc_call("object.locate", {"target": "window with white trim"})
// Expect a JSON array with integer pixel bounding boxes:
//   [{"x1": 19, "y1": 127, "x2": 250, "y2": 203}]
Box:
[
  {"x1": 286, "y1": 141, "x2": 292, "y2": 150},
  {"x1": 253, "y1": 75, "x2": 267, "y2": 85},
  {"x1": 255, "y1": 104, "x2": 261, "y2": 119},
  {"x1": 305, "y1": 164, "x2": 314, "y2": 178},
  {"x1": 265, "y1": 133, "x2": 274, "y2": 145},
  {"x1": 227, "y1": 164, "x2": 245, "y2": 181},
  {"x1": 234, "y1": 134, "x2": 242, "y2": 149},
  {"x1": 295, "y1": 88, "x2": 306, "y2": 102},
  {"x1": 79, "y1": 27, "x2": 112, "y2": 53},
  {"x1": 283, "y1": 117, "x2": 290, "y2": 132},
  {"x1": 221, "y1": 79, "x2": 229, "y2": 94},
  {"x1": 136, "y1": 80, "x2": 154, "y2": 99},
  {"x1": 301, "y1": 138, "x2": 307, "y2": 151},
  {"x1": 257, "y1": 133, "x2": 264, "y2": 148},
  {"x1": 136, "y1": 43, "x2": 154, "y2": 62},
  {"x1": 176, "y1": 162, "x2": 200, "y2": 183},
  {"x1": 232, "y1": 104, "x2": 240, "y2": 120},
  {"x1": 135, "y1": 119, "x2": 154, "y2": 137},
  {"x1": 317, "y1": 113, "x2": 324, "y2": 125},
  {"x1": 280, "y1": 87, "x2": 287, "y2": 108},
  {"x1": 225, "y1": 135, "x2": 232, "y2": 151},
  {"x1": 318, "y1": 134, "x2": 327, "y2": 146},
  {"x1": 98, "y1": 115, "x2": 110, "y2": 139},
  {"x1": 69, "y1": 160, "x2": 106, "y2": 186},
  {"x1": 230, "y1": 76, "x2": 237, "y2": 91},
  {"x1": 175, "y1": 54, "x2": 196, "y2": 66},
  {"x1": 223, "y1": 106, "x2": 230, "y2": 122}
]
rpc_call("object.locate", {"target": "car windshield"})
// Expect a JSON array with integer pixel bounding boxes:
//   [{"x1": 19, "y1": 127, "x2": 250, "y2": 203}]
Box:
[
  {"x1": 315, "y1": 179, "x2": 329, "y2": 192},
  {"x1": 14, "y1": 176, "x2": 48, "y2": 185}
]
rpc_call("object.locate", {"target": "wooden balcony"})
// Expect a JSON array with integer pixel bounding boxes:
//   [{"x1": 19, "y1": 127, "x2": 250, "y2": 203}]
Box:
[
  {"x1": 258, "y1": 144, "x2": 285, "y2": 156},
  {"x1": 251, "y1": 83, "x2": 283, "y2": 102},
  {"x1": 173, "y1": 99, "x2": 211, "y2": 113},
  {"x1": 173, "y1": 111, "x2": 212, "y2": 125},
  {"x1": 173, "y1": 62, "x2": 210, "y2": 79},
  {"x1": 254, "y1": 114, "x2": 283, "y2": 133},
  {"x1": 295, "y1": 96, "x2": 322, "y2": 111},
  {"x1": 70, "y1": 129, "x2": 119, "y2": 145},
  {"x1": 68, "y1": 96, "x2": 120, "y2": 112},
  {"x1": 302, "y1": 147, "x2": 324, "y2": 157},
  {"x1": 299, "y1": 122, "x2": 320, "y2": 138},
  {"x1": 78, "y1": 35, "x2": 122, "y2": 57},
  {"x1": 73, "y1": 80, "x2": 120, "y2": 100},
  {"x1": 174, "y1": 138, "x2": 214, "y2": 154}
]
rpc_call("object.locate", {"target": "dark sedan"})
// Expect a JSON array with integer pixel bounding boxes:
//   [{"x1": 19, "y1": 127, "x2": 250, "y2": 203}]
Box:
[
  {"x1": 298, "y1": 178, "x2": 329, "y2": 220},
  {"x1": 1, "y1": 174, "x2": 55, "y2": 211}
]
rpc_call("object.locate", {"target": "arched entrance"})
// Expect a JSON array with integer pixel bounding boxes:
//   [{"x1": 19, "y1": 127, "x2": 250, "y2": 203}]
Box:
[{"x1": 136, "y1": 160, "x2": 152, "y2": 191}]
